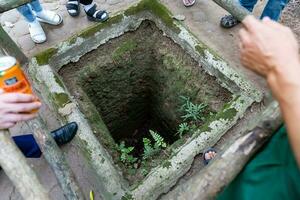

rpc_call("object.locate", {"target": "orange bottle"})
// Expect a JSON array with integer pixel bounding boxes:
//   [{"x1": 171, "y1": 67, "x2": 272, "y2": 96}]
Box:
[{"x1": 0, "y1": 56, "x2": 39, "y2": 112}]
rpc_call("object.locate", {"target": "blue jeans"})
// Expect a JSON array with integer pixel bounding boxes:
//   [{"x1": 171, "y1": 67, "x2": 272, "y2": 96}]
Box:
[
  {"x1": 240, "y1": 0, "x2": 288, "y2": 21},
  {"x1": 17, "y1": 0, "x2": 43, "y2": 22},
  {"x1": 12, "y1": 134, "x2": 42, "y2": 158}
]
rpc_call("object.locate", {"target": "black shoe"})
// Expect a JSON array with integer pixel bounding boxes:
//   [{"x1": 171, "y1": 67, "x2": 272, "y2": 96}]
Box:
[
  {"x1": 51, "y1": 122, "x2": 78, "y2": 146},
  {"x1": 85, "y1": 4, "x2": 109, "y2": 22},
  {"x1": 220, "y1": 15, "x2": 240, "y2": 28},
  {"x1": 66, "y1": 0, "x2": 81, "y2": 17}
]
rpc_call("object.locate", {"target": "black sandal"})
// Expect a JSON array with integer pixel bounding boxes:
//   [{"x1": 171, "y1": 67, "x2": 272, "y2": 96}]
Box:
[
  {"x1": 85, "y1": 4, "x2": 109, "y2": 22},
  {"x1": 220, "y1": 15, "x2": 240, "y2": 28},
  {"x1": 66, "y1": 0, "x2": 80, "y2": 17}
]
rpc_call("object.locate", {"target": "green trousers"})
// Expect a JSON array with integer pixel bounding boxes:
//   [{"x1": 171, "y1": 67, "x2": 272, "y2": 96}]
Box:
[{"x1": 217, "y1": 126, "x2": 300, "y2": 200}]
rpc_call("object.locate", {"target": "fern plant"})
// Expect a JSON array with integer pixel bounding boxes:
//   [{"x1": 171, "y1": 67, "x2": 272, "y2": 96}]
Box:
[
  {"x1": 177, "y1": 122, "x2": 190, "y2": 138},
  {"x1": 142, "y1": 130, "x2": 167, "y2": 160},
  {"x1": 117, "y1": 141, "x2": 137, "y2": 166},
  {"x1": 180, "y1": 96, "x2": 207, "y2": 122},
  {"x1": 150, "y1": 130, "x2": 167, "y2": 148}
]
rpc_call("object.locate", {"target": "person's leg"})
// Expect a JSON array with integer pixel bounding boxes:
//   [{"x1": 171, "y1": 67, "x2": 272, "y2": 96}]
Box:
[
  {"x1": 11, "y1": 122, "x2": 78, "y2": 158},
  {"x1": 260, "y1": 0, "x2": 288, "y2": 21},
  {"x1": 12, "y1": 134, "x2": 42, "y2": 158},
  {"x1": 80, "y1": 0, "x2": 93, "y2": 5},
  {"x1": 239, "y1": 0, "x2": 259, "y2": 12},
  {"x1": 17, "y1": 3, "x2": 46, "y2": 43},
  {"x1": 16, "y1": 3, "x2": 36, "y2": 23},
  {"x1": 28, "y1": 0, "x2": 43, "y2": 13},
  {"x1": 29, "y1": 0, "x2": 63, "y2": 26}
]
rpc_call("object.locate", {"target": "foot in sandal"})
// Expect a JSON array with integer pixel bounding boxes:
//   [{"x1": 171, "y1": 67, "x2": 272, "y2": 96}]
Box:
[
  {"x1": 203, "y1": 148, "x2": 217, "y2": 165},
  {"x1": 84, "y1": 3, "x2": 109, "y2": 22},
  {"x1": 66, "y1": 0, "x2": 80, "y2": 17},
  {"x1": 183, "y1": 0, "x2": 196, "y2": 7},
  {"x1": 35, "y1": 10, "x2": 63, "y2": 25},
  {"x1": 28, "y1": 20, "x2": 46, "y2": 44}
]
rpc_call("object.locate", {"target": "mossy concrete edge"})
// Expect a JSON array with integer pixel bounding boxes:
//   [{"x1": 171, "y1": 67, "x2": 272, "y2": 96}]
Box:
[{"x1": 28, "y1": 60, "x2": 129, "y2": 200}]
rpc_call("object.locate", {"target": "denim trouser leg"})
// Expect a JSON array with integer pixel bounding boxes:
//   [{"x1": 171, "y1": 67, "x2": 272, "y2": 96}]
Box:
[
  {"x1": 239, "y1": 0, "x2": 259, "y2": 12},
  {"x1": 260, "y1": 0, "x2": 288, "y2": 21},
  {"x1": 17, "y1": 0, "x2": 42, "y2": 22},
  {"x1": 12, "y1": 134, "x2": 42, "y2": 158},
  {"x1": 29, "y1": 0, "x2": 43, "y2": 12}
]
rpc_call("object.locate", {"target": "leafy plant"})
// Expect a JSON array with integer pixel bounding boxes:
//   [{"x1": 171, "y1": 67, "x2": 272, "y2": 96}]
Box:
[
  {"x1": 180, "y1": 96, "x2": 207, "y2": 122},
  {"x1": 150, "y1": 130, "x2": 167, "y2": 148},
  {"x1": 142, "y1": 138, "x2": 158, "y2": 160},
  {"x1": 117, "y1": 141, "x2": 137, "y2": 166},
  {"x1": 177, "y1": 122, "x2": 190, "y2": 138},
  {"x1": 141, "y1": 168, "x2": 149, "y2": 176},
  {"x1": 142, "y1": 130, "x2": 167, "y2": 160}
]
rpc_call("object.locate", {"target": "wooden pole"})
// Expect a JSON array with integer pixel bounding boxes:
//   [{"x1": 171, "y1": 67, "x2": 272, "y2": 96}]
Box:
[
  {"x1": 0, "y1": 25, "x2": 27, "y2": 64},
  {"x1": 27, "y1": 117, "x2": 85, "y2": 200},
  {"x1": 211, "y1": 0, "x2": 251, "y2": 21},
  {"x1": 161, "y1": 102, "x2": 282, "y2": 200},
  {"x1": 0, "y1": 130, "x2": 50, "y2": 200},
  {"x1": 0, "y1": 0, "x2": 31, "y2": 13}
]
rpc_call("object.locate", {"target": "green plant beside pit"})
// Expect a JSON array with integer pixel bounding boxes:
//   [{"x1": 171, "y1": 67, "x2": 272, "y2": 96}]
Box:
[
  {"x1": 117, "y1": 141, "x2": 138, "y2": 167},
  {"x1": 180, "y1": 96, "x2": 207, "y2": 122}
]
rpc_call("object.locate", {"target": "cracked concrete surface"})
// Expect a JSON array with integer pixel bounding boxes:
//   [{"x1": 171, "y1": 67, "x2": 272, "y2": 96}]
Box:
[{"x1": 0, "y1": 0, "x2": 299, "y2": 199}]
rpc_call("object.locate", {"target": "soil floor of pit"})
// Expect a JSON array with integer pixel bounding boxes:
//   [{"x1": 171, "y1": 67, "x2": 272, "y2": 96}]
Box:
[{"x1": 0, "y1": 0, "x2": 299, "y2": 199}]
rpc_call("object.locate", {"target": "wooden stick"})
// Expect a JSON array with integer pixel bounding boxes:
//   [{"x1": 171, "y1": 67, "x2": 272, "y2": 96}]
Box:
[
  {"x1": 27, "y1": 117, "x2": 85, "y2": 200},
  {"x1": 211, "y1": 0, "x2": 252, "y2": 21},
  {"x1": 0, "y1": 25, "x2": 27, "y2": 64},
  {"x1": 161, "y1": 102, "x2": 282, "y2": 200},
  {"x1": 0, "y1": 130, "x2": 50, "y2": 200},
  {"x1": 0, "y1": 0, "x2": 31, "y2": 13}
]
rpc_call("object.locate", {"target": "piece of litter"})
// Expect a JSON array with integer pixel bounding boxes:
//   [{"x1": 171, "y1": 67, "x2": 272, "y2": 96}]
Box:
[
  {"x1": 90, "y1": 190, "x2": 94, "y2": 200},
  {"x1": 4, "y1": 21, "x2": 14, "y2": 28},
  {"x1": 172, "y1": 15, "x2": 186, "y2": 21},
  {"x1": 58, "y1": 103, "x2": 76, "y2": 116}
]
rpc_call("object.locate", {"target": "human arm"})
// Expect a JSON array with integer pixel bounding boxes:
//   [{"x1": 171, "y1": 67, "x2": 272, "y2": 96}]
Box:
[
  {"x1": 0, "y1": 92, "x2": 41, "y2": 129},
  {"x1": 239, "y1": 16, "x2": 300, "y2": 167}
]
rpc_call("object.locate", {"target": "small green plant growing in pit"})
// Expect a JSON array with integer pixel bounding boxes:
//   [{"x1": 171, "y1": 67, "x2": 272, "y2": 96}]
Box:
[
  {"x1": 143, "y1": 130, "x2": 167, "y2": 160},
  {"x1": 177, "y1": 122, "x2": 190, "y2": 138},
  {"x1": 180, "y1": 96, "x2": 207, "y2": 122},
  {"x1": 117, "y1": 141, "x2": 137, "y2": 166}
]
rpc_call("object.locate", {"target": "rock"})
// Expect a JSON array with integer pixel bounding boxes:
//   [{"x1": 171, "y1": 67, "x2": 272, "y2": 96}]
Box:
[{"x1": 172, "y1": 15, "x2": 186, "y2": 21}]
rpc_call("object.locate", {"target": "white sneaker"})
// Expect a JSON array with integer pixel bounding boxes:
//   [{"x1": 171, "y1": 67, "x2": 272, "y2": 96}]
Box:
[
  {"x1": 28, "y1": 20, "x2": 46, "y2": 44},
  {"x1": 36, "y1": 10, "x2": 63, "y2": 26}
]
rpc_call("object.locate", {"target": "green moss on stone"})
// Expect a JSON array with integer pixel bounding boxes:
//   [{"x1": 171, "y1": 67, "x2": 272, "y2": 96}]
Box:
[
  {"x1": 77, "y1": 15, "x2": 123, "y2": 39},
  {"x1": 53, "y1": 93, "x2": 70, "y2": 108},
  {"x1": 216, "y1": 107, "x2": 238, "y2": 121},
  {"x1": 34, "y1": 48, "x2": 58, "y2": 65},
  {"x1": 54, "y1": 74, "x2": 64, "y2": 88},
  {"x1": 124, "y1": 0, "x2": 181, "y2": 33},
  {"x1": 162, "y1": 161, "x2": 172, "y2": 169},
  {"x1": 112, "y1": 39, "x2": 138, "y2": 60},
  {"x1": 195, "y1": 42, "x2": 223, "y2": 63}
]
